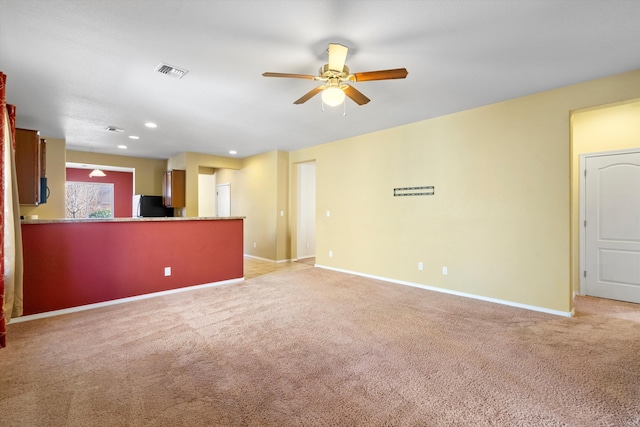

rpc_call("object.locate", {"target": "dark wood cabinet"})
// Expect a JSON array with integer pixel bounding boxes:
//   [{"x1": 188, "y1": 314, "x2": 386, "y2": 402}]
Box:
[
  {"x1": 15, "y1": 128, "x2": 47, "y2": 205},
  {"x1": 163, "y1": 169, "x2": 185, "y2": 208}
]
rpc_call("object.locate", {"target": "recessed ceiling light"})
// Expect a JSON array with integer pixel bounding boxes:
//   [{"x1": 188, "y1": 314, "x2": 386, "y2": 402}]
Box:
[
  {"x1": 145, "y1": 122, "x2": 157, "y2": 128},
  {"x1": 129, "y1": 135, "x2": 140, "y2": 140},
  {"x1": 117, "y1": 145, "x2": 127, "y2": 149},
  {"x1": 229, "y1": 150, "x2": 237, "y2": 155}
]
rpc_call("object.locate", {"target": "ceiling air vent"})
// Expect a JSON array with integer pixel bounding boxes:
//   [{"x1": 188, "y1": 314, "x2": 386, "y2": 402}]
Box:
[
  {"x1": 155, "y1": 63, "x2": 189, "y2": 79},
  {"x1": 105, "y1": 126, "x2": 124, "y2": 133}
]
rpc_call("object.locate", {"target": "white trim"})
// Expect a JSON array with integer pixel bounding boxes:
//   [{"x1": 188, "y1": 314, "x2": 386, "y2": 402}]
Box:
[
  {"x1": 10, "y1": 277, "x2": 244, "y2": 323},
  {"x1": 243, "y1": 254, "x2": 292, "y2": 264},
  {"x1": 66, "y1": 162, "x2": 134, "y2": 173},
  {"x1": 579, "y1": 154, "x2": 587, "y2": 297},
  {"x1": 243, "y1": 254, "x2": 274, "y2": 262},
  {"x1": 316, "y1": 265, "x2": 574, "y2": 317}
]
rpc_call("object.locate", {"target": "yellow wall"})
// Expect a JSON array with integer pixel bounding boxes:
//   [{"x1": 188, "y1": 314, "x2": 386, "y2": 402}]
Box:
[
  {"x1": 66, "y1": 150, "x2": 167, "y2": 196},
  {"x1": 289, "y1": 69, "x2": 640, "y2": 314},
  {"x1": 276, "y1": 150, "x2": 290, "y2": 261},
  {"x1": 239, "y1": 151, "x2": 283, "y2": 260},
  {"x1": 211, "y1": 151, "x2": 286, "y2": 260},
  {"x1": 167, "y1": 152, "x2": 241, "y2": 217},
  {"x1": 570, "y1": 99, "x2": 640, "y2": 294}
]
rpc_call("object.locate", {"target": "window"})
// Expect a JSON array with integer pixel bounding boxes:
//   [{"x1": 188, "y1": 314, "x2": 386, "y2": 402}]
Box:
[{"x1": 65, "y1": 182, "x2": 114, "y2": 218}]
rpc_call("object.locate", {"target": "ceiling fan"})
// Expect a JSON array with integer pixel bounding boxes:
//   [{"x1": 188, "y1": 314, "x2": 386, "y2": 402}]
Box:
[{"x1": 262, "y1": 43, "x2": 408, "y2": 107}]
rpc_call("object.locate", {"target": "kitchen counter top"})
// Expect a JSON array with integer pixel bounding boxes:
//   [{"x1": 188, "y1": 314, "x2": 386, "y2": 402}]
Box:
[{"x1": 21, "y1": 216, "x2": 245, "y2": 225}]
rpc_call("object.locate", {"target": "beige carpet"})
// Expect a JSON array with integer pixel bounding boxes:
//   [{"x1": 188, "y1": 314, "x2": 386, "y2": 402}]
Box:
[{"x1": 1, "y1": 268, "x2": 639, "y2": 426}]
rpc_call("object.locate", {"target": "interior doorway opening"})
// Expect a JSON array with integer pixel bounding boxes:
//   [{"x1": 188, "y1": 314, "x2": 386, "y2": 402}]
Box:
[
  {"x1": 296, "y1": 161, "x2": 316, "y2": 260},
  {"x1": 572, "y1": 98, "x2": 640, "y2": 305}
]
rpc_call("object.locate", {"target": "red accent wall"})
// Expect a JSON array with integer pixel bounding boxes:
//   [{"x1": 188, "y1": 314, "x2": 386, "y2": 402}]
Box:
[
  {"x1": 66, "y1": 168, "x2": 134, "y2": 217},
  {"x1": 21, "y1": 219, "x2": 244, "y2": 315}
]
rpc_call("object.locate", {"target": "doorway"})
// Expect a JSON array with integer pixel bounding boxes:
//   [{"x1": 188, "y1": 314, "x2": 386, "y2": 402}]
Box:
[
  {"x1": 581, "y1": 150, "x2": 640, "y2": 303},
  {"x1": 296, "y1": 162, "x2": 316, "y2": 260}
]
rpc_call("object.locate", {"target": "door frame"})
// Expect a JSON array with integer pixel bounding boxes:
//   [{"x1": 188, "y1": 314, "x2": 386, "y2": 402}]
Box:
[
  {"x1": 579, "y1": 148, "x2": 640, "y2": 296},
  {"x1": 296, "y1": 161, "x2": 316, "y2": 260}
]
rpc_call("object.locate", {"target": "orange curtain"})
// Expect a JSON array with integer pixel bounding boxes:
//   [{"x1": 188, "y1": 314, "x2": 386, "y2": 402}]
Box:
[
  {"x1": 1, "y1": 71, "x2": 7, "y2": 348},
  {"x1": 0, "y1": 71, "x2": 20, "y2": 348}
]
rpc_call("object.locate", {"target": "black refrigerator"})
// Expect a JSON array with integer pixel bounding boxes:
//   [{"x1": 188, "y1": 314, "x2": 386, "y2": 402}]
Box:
[{"x1": 133, "y1": 195, "x2": 174, "y2": 217}]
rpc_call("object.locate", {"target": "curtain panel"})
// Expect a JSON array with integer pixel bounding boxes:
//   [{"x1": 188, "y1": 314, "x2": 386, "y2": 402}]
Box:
[
  {"x1": 1, "y1": 71, "x2": 7, "y2": 348},
  {"x1": 5, "y1": 103, "x2": 22, "y2": 323},
  {"x1": 0, "y1": 71, "x2": 21, "y2": 348}
]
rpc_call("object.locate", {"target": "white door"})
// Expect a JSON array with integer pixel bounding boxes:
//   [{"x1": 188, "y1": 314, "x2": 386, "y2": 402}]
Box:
[
  {"x1": 216, "y1": 183, "x2": 230, "y2": 217},
  {"x1": 584, "y1": 152, "x2": 640, "y2": 303}
]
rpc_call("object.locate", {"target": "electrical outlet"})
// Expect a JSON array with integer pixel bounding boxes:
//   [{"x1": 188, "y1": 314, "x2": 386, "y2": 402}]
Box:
[
  {"x1": 280, "y1": 210, "x2": 284, "y2": 217},
  {"x1": 329, "y1": 250, "x2": 333, "y2": 258},
  {"x1": 164, "y1": 267, "x2": 171, "y2": 276},
  {"x1": 442, "y1": 266, "x2": 448, "y2": 275},
  {"x1": 326, "y1": 210, "x2": 331, "y2": 217},
  {"x1": 418, "y1": 262, "x2": 424, "y2": 271},
  {"x1": 253, "y1": 242, "x2": 256, "y2": 248}
]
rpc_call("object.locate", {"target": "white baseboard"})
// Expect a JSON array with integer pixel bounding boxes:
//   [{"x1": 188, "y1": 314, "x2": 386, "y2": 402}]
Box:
[
  {"x1": 10, "y1": 277, "x2": 244, "y2": 324},
  {"x1": 243, "y1": 254, "x2": 292, "y2": 264},
  {"x1": 316, "y1": 265, "x2": 574, "y2": 317},
  {"x1": 13, "y1": 266, "x2": 574, "y2": 324}
]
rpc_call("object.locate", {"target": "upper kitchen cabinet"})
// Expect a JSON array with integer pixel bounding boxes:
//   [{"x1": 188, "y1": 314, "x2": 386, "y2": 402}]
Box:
[
  {"x1": 15, "y1": 128, "x2": 47, "y2": 205},
  {"x1": 163, "y1": 169, "x2": 185, "y2": 208}
]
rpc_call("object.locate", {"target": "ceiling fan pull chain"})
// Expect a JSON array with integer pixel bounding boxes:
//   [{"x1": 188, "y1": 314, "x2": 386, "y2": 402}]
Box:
[{"x1": 342, "y1": 99, "x2": 347, "y2": 117}]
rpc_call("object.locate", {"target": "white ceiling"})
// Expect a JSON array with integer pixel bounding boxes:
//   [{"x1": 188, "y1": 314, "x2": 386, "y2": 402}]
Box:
[{"x1": 2, "y1": 1, "x2": 640, "y2": 160}]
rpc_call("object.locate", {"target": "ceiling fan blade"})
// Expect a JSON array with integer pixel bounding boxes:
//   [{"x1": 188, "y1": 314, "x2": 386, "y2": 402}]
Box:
[
  {"x1": 328, "y1": 43, "x2": 348, "y2": 72},
  {"x1": 262, "y1": 72, "x2": 315, "y2": 79},
  {"x1": 353, "y1": 68, "x2": 408, "y2": 82},
  {"x1": 294, "y1": 86, "x2": 324, "y2": 104},
  {"x1": 343, "y1": 85, "x2": 371, "y2": 105}
]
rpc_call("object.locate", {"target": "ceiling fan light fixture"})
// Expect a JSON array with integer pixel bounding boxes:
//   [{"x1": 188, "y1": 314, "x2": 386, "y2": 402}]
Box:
[
  {"x1": 322, "y1": 86, "x2": 345, "y2": 107},
  {"x1": 263, "y1": 43, "x2": 407, "y2": 107}
]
